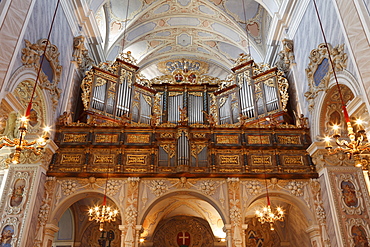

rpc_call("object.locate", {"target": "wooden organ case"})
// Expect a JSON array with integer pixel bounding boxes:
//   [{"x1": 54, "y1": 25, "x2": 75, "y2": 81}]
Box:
[{"x1": 49, "y1": 55, "x2": 316, "y2": 179}]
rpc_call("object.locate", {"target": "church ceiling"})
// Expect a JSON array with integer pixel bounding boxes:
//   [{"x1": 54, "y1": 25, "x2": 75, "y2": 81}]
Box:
[{"x1": 93, "y1": 0, "x2": 273, "y2": 79}]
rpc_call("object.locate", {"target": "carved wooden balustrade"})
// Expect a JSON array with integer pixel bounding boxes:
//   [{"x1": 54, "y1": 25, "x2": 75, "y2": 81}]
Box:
[{"x1": 48, "y1": 122, "x2": 316, "y2": 179}]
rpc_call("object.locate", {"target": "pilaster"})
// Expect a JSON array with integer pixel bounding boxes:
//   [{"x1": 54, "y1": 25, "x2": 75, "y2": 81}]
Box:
[{"x1": 308, "y1": 141, "x2": 370, "y2": 246}]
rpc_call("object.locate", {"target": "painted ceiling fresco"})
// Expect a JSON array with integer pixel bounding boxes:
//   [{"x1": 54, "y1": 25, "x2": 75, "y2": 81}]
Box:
[{"x1": 93, "y1": 0, "x2": 275, "y2": 79}]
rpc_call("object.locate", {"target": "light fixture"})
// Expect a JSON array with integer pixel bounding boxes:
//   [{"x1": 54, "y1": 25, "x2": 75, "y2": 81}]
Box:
[
  {"x1": 88, "y1": 136, "x2": 119, "y2": 231},
  {"x1": 0, "y1": 120, "x2": 50, "y2": 164},
  {"x1": 311, "y1": 0, "x2": 370, "y2": 162},
  {"x1": 0, "y1": 0, "x2": 60, "y2": 163},
  {"x1": 255, "y1": 204, "x2": 284, "y2": 231},
  {"x1": 88, "y1": 193, "x2": 119, "y2": 231},
  {"x1": 254, "y1": 120, "x2": 284, "y2": 230}
]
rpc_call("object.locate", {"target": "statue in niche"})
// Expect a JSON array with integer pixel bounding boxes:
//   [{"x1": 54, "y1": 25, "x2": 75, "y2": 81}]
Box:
[
  {"x1": 276, "y1": 39, "x2": 295, "y2": 72},
  {"x1": 0, "y1": 225, "x2": 14, "y2": 247},
  {"x1": 351, "y1": 225, "x2": 369, "y2": 246},
  {"x1": 10, "y1": 179, "x2": 26, "y2": 207},
  {"x1": 341, "y1": 181, "x2": 358, "y2": 208}
]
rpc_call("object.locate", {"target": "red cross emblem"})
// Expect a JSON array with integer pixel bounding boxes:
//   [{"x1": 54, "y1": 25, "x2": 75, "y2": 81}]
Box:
[
  {"x1": 175, "y1": 73, "x2": 183, "y2": 82},
  {"x1": 177, "y1": 231, "x2": 190, "y2": 246}
]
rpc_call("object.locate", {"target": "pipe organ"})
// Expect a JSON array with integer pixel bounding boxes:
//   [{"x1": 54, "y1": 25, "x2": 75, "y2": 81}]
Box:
[{"x1": 51, "y1": 54, "x2": 315, "y2": 178}]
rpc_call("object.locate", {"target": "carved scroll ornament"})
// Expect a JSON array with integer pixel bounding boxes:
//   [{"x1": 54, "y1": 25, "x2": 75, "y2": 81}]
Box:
[
  {"x1": 21, "y1": 39, "x2": 62, "y2": 111},
  {"x1": 304, "y1": 43, "x2": 347, "y2": 111}
]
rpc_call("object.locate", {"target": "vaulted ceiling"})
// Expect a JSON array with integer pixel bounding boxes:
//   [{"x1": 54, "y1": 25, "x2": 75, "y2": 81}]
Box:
[{"x1": 91, "y1": 0, "x2": 278, "y2": 79}]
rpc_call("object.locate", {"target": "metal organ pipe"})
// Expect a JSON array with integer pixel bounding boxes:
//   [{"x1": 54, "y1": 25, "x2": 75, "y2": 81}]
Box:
[{"x1": 92, "y1": 82, "x2": 106, "y2": 112}]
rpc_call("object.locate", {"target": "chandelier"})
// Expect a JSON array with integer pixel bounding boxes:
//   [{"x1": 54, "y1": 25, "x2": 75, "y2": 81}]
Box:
[
  {"x1": 254, "y1": 120, "x2": 284, "y2": 230},
  {"x1": 0, "y1": 117, "x2": 50, "y2": 164},
  {"x1": 88, "y1": 134, "x2": 119, "y2": 231},
  {"x1": 88, "y1": 194, "x2": 119, "y2": 231},
  {"x1": 255, "y1": 204, "x2": 284, "y2": 231},
  {"x1": 324, "y1": 120, "x2": 369, "y2": 161},
  {"x1": 312, "y1": 0, "x2": 370, "y2": 162}
]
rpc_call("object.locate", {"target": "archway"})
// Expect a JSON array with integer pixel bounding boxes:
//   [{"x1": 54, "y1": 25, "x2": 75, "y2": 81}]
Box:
[
  {"x1": 245, "y1": 193, "x2": 316, "y2": 247},
  {"x1": 138, "y1": 191, "x2": 227, "y2": 246},
  {"x1": 49, "y1": 191, "x2": 122, "y2": 247}
]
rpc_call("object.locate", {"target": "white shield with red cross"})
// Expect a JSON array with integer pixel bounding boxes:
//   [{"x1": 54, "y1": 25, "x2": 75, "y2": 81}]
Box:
[{"x1": 177, "y1": 231, "x2": 190, "y2": 246}]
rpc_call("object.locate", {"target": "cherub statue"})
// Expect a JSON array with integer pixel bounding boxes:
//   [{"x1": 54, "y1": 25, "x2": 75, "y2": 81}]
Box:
[
  {"x1": 58, "y1": 111, "x2": 73, "y2": 126},
  {"x1": 298, "y1": 114, "x2": 309, "y2": 128}
]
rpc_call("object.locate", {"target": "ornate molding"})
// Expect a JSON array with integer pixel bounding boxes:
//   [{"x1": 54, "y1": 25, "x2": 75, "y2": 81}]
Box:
[
  {"x1": 304, "y1": 43, "x2": 347, "y2": 111},
  {"x1": 335, "y1": 174, "x2": 364, "y2": 215},
  {"x1": 21, "y1": 39, "x2": 62, "y2": 111},
  {"x1": 346, "y1": 218, "x2": 370, "y2": 246}
]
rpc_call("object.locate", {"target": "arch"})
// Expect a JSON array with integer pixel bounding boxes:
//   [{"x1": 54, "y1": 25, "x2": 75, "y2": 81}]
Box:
[
  {"x1": 254, "y1": 0, "x2": 278, "y2": 17},
  {"x1": 310, "y1": 70, "x2": 361, "y2": 140},
  {"x1": 244, "y1": 190, "x2": 318, "y2": 246},
  {"x1": 7, "y1": 66, "x2": 56, "y2": 128},
  {"x1": 244, "y1": 190, "x2": 317, "y2": 226},
  {"x1": 48, "y1": 190, "x2": 122, "y2": 226},
  {"x1": 138, "y1": 189, "x2": 227, "y2": 224},
  {"x1": 138, "y1": 190, "x2": 228, "y2": 241}
]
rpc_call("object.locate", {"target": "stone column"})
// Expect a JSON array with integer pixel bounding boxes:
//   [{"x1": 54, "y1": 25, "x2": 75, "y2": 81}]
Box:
[
  {"x1": 241, "y1": 224, "x2": 248, "y2": 247},
  {"x1": 306, "y1": 225, "x2": 323, "y2": 247},
  {"x1": 223, "y1": 224, "x2": 232, "y2": 247},
  {"x1": 135, "y1": 225, "x2": 143, "y2": 247},
  {"x1": 119, "y1": 225, "x2": 125, "y2": 247},
  {"x1": 42, "y1": 223, "x2": 59, "y2": 247}
]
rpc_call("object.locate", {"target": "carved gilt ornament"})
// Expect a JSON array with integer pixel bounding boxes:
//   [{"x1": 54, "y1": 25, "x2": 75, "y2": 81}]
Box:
[
  {"x1": 21, "y1": 39, "x2": 62, "y2": 111},
  {"x1": 304, "y1": 43, "x2": 347, "y2": 111}
]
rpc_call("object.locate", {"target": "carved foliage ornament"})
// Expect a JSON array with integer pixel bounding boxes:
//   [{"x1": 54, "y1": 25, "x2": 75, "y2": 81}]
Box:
[
  {"x1": 304, "y1": 43, "x2": 347, "y2": 111},
  {"x1": 21, "y1": 39, "x2": 62, "y2": 111}
]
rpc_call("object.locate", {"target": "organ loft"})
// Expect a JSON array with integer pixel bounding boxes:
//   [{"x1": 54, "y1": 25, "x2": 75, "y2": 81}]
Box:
[{"x1": 49, "y1": 53, "x2": 313, "y2": 178}]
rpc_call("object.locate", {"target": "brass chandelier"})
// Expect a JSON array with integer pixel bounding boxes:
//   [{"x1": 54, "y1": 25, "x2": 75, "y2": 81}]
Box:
[
  {"x1": 88, "y1": 193, "x2": 119, "y2": 231},
  {"x1": 311, "y1": 0, "x2": 370, "y2": 162},
  {"x1": 0, "y1": 118, "x2": 50, "y2": 164},
  {"x1": 254, "y1": 120, "x2": 284, "y2": 230},
  {"x1": 255, "y1": 202, "x2": 284, "y2": 231}
]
